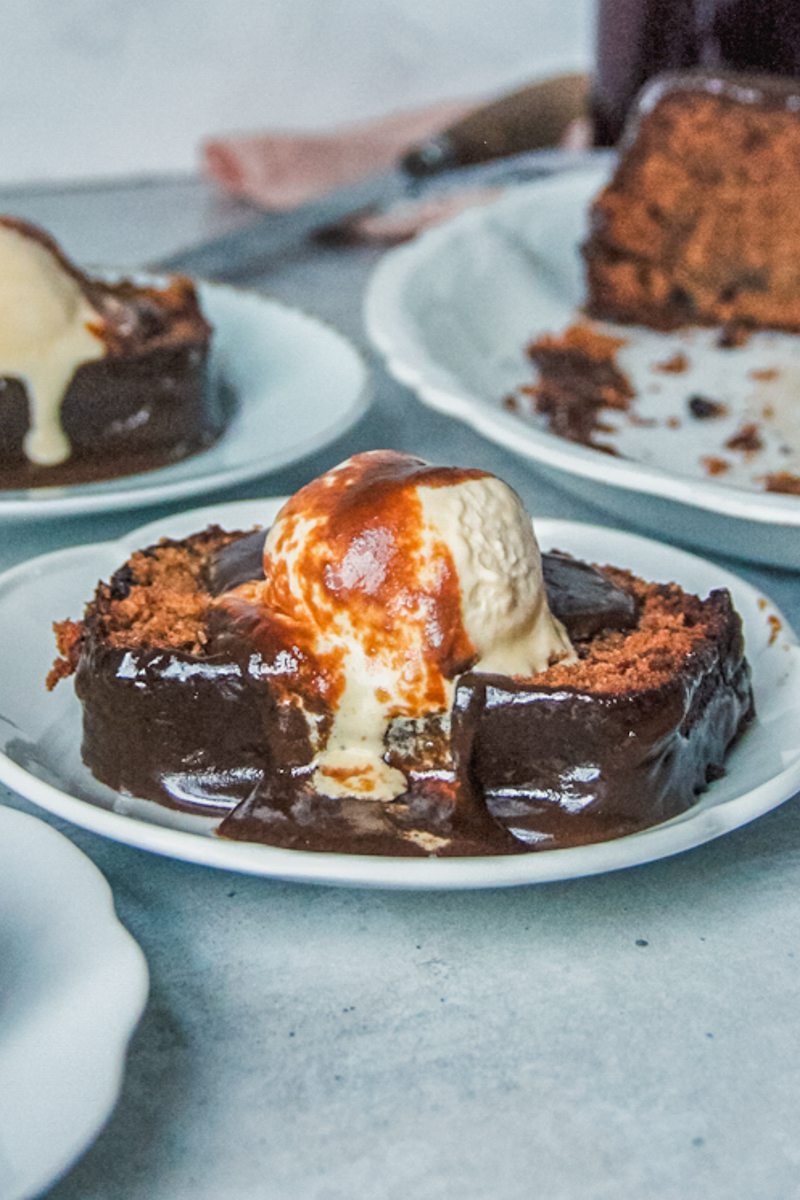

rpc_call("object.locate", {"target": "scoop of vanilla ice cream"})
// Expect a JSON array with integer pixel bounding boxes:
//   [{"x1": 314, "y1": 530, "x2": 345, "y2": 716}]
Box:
[
  {"x1": 417, "y1": 474, "x2": 573, "y2": 676},
  {"x1": 0, "y1": 220, "x2": 106, "y2": 465},
  {"x1": 260, "y1": 451, "x2": 573, "y2": 801}
]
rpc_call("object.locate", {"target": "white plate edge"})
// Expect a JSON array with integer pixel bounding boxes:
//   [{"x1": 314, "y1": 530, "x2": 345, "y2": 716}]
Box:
[
  {"x1": 0, "y1": 284, "x2": 370, "y2": 520},
  {"x1": 0, "y1": 508, "x2": 798, "y2": 888},
  {"x1": 0, "y1": 805, "x2": 149, "y2": 1200}
]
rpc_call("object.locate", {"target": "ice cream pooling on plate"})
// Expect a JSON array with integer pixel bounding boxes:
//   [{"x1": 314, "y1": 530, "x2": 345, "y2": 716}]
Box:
[{"x1": 222, "y1": 451, "x2": 574, "y2": 801}]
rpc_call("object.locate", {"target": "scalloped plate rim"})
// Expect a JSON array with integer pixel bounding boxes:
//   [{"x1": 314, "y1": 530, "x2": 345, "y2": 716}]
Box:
[{"x1": 0, "y1": 804, "x2": 148, "y2": 1200}]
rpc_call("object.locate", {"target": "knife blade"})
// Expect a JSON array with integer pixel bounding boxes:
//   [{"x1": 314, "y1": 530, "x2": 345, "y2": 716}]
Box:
[
  {"x1": 151, "y1": 148, "x2": 608, "y2": 281},
  {"x1": 151, "y1": 166, "x2": 405, "y2": 279}
]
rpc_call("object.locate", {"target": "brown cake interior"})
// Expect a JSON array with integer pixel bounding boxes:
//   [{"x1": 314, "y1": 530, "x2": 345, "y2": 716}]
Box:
[
  {"x1": 50, "y1": 528, "x2": 239, "y2": 686},
  {"x1": 584, "y1": 72, "x2": 800, "y2": 332}
]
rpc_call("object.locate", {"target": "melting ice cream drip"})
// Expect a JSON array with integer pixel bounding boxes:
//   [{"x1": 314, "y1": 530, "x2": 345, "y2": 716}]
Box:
[
  {"x1": 0, "y1": 220, "x2": 106, "y2": 465},
  {"x1": 251, "y1": 451, "x2": 575, "y2": 801}
]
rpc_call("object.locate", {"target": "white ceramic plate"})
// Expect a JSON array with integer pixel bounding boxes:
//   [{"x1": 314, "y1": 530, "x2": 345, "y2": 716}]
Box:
[
  {"x1": 0, "y1": 497, "x2": 798, "y2": 890},
  {"x1": 0, "y1": 804, "x2": 148, "y2": 1200},
  {"x1": 365, "y1": 164, "x2": 800, "y2": 569},
  {"x1": 0, "y1": 281, "x2": 369, "y2": 520}
]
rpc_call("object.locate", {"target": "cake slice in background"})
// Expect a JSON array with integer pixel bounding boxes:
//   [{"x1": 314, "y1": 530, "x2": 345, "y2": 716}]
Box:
[
  {"x1": 583, "y1": 71, "x2": 800, "y2": 333},
  {"x1": 0, "y1": 217, "x2": 220, "y2": 489}
]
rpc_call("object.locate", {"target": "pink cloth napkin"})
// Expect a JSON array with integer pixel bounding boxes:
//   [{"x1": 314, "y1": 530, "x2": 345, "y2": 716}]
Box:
[
  {"x1": 202, "y1": 97, "x2": 591, "y2": 243},
  {"x1": 203, "y1": 99, "x2": 474, "y2": 211}
]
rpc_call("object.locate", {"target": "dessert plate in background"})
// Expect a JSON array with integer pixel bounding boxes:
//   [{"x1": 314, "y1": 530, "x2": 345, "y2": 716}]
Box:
[
  {"x1": 0, "y1": 498, "x2": 798, "y2": 889},
  {"x1": 0, "y1": 282, "x2": 369, "y2": 520},
  {"x1": 0, "y1": 804, "x2": 148, "y2": 1200},
  {"x1": 365, "y1": 164, "x2": 800, "y2": 569}
]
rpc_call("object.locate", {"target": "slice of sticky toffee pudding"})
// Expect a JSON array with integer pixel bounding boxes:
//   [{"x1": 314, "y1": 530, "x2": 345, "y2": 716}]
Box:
[
  {"x1": 0, "y1": 217, "x2": 221, "y2": 488},
  {"x1": 50, "y1": 452, "x2": 754, "y2": 855}
]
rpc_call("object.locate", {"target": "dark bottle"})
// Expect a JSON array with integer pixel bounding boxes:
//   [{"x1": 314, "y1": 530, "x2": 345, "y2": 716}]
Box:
[{"x1": 593, "y1": 0, "x2": 800, "y2": 145}]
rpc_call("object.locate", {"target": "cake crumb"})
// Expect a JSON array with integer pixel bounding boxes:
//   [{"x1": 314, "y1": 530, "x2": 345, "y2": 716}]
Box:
[
  {"x1": 47, "y1": 530, "x2": 250, "y2": 682},
  {"x1": 768, "y1": 614, "x2": 782, "y2": 645},
  {"x1": 653, "y1": 352, "x2": 689, "y2": 374},
  {"x1": 750, "y1": 367, "x2": 779, "y2": 382},
  {"x1": 689, "y1": 395, "x2": 727, "y2": 420},
  {"x1": 764, "y1": 471, "x2": 800, "y2": 494},
  {"x1": 725, "y1": 423, "x2": 763, "y2": 455},
  {"x1": 525, "y1": 323, "x2": 634, "y2": 451},
  {"x1": 46, "y1": 619, "x2": 83, "y2": 690},
  {"x1": 530, "y1": 323, "x2": 628, "y2": 362},
  {"x1": 702, "y1": 456, "x2": 730, "y2": 476}
]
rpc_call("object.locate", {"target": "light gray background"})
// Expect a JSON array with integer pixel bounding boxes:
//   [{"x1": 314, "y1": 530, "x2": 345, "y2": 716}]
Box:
[
  {"x1": 0, "y1": 0, "x2": 590, "y2": 184},
  {"x1": 1, "y1": 178, "x2": 799, "y2": 1200}
]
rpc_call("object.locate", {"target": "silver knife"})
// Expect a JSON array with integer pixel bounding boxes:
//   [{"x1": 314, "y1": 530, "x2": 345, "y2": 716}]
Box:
[
  {"x1": 151, "y1": 165, "x2": 407, "y2": 279},
  {"x1": 151, "y1": 148, "x2": 610, "y2": 281}
]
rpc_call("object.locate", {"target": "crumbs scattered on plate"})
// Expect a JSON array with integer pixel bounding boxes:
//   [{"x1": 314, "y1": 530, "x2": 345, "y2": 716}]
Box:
[{"x1": 515, "y1": 319, "x2": 800, "y2": 496}]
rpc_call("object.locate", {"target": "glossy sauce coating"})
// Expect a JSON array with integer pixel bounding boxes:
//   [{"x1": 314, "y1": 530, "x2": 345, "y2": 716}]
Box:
[{"x1": 220, "y1": 452, "x2": 488, "y2": 721}]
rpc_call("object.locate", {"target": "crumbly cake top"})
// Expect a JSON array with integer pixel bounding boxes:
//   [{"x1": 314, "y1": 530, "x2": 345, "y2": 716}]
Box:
[
  {"x1": 48, "y1": 529, "x2": 238, "y2": 689},
  {"x1": 99, "y1": 543, "x2": 210, "y2": 650},
  {"x1": 529, "y1": 568, "x2": 713, "y2": 692}
]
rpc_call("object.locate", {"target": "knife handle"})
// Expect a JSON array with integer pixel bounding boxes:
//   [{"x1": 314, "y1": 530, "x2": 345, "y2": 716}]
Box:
[{"x1": 402, "y1": 73, "x2": 589, "y2": 177}]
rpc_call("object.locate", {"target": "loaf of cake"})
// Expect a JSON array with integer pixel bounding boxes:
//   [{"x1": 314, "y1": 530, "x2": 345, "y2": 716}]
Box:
[
  {"x1": 0, "y1": 217, "x2": 222, "y2": 488},
  {"x1": 49, "y1": 452, "x2": 754, "y2": 856},
  {"x1": 584, "y1": 71, "x2": 800, "y2": 332}
]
